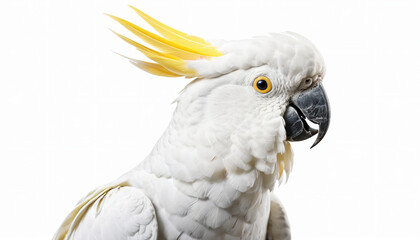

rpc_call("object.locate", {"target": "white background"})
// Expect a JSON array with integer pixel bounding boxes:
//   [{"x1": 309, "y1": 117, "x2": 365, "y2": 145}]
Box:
[{"x1": 1, "y1": 0, "x2": 419, "y2": 239}]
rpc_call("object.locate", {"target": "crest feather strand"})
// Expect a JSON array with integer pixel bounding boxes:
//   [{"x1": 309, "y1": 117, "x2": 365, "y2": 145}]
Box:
[{"x1": 108, "y1": 7, "x2": 222, "y2": 78}]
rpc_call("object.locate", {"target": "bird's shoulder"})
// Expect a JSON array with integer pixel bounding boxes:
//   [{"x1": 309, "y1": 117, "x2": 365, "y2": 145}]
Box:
[{"x1": 53, "y1": 180, "x2": 158, "y2": 240}]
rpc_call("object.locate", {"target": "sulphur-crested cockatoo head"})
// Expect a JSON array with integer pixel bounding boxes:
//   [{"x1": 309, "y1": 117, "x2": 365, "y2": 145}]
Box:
[{"x1": 109, "y1": 7, "x2": 330, "y2": 180}]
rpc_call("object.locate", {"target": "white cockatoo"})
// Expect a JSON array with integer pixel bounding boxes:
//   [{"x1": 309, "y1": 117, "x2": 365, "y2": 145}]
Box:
[{"x1": 53, "y1": 6, "x2": 330, "y2": 240}]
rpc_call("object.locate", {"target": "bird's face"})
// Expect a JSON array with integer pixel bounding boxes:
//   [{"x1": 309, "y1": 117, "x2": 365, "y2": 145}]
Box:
[{"x1": 179, "y1": 32, "x2": 330, "y2": 154}]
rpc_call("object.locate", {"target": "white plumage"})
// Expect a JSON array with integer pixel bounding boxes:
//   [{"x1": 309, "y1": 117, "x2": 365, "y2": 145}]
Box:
[{"x1": 53, "y1": 7, "x2": 328, "y2": 240}]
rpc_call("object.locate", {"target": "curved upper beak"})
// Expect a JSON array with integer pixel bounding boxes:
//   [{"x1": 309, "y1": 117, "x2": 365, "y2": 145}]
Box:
[{"x1": 283, "y1": 83, "x2": 330, "y2": 148}]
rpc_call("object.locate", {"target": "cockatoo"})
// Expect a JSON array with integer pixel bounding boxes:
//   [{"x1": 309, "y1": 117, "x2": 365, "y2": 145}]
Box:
[{"x1": 53, "y1": 6, "x2": 330, "y2": 240}]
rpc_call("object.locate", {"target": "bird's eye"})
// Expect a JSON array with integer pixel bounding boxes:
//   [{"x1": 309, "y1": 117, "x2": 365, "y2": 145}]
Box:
[
  {"x1": 253, "y1": 76, "x2": 272, "y2": 94},
  {"x1": 299, "y1": 78, "x2": 313, "y2": 90}
]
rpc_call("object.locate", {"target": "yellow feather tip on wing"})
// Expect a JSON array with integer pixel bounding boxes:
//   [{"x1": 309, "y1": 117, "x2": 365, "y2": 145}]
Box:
[{"x1": 107, "y1": 8, "x2": 222, "y2": 78}]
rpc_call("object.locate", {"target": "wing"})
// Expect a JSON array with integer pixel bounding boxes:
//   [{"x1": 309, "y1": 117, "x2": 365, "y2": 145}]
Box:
[
  {"x1": 266, "y1": 193, "x2": 291, "y2": 240},
  {"x1": 53, "y1": 182, "x2": 158, "y2": 240}
]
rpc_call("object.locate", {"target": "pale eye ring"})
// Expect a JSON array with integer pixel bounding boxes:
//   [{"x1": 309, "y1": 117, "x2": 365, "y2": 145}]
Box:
[{"x1": 304, "y1": 78, "x2": 312, "y2": 87}]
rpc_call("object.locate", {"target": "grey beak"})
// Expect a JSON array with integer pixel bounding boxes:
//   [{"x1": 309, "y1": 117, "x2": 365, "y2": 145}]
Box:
[{"x1": 284, "y1": 83, "x2": 330, "y2": 148}]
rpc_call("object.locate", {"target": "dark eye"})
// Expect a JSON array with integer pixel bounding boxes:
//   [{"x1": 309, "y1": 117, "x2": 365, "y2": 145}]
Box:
[
  {"x1": 304, "y1": 78, "x2": 312, "y2": 86},
  {"x1": 253, "y1": 76, "x2": 272, "y2": 93},
  {"x1": 257, "y1": 80, "x2": 268, "y2": 90}
]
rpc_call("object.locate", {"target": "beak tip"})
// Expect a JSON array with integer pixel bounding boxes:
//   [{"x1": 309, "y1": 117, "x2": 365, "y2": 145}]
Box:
[
  {"x1": 309, "y1": 123, "x2": 329, "y2": 149},
  {"x1": 310, "y1": 140, "x2": 319, "y2": 149},
  {"x1": 310, "y1": 137, "x2": 322, "y2": 149}
]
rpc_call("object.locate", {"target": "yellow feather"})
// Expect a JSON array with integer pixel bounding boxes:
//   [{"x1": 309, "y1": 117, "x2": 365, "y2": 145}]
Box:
[
  {"x1": 129, "y1": 6, "x2": 214, "y2": 47},
  {"x1": 107, "y1": 14, "x2": 221, "y2": 58},
  {"x1": 108, "y1": 8, "x2": 223, "y2": 78},
  {"x1": 111, "y1": 31, "x2": 197, "y2": 76},
  {"x1": 277, "y1": 141, "x2": 293, "y2": 181},
  {"x1": 131, "y1": 60, "x2": 182, "y2": 77},
  {"x1": 53, "y1": 184, "x2": 127, "y2": 240},
  {"x1": 107, "y1": 15, "x2": 202, "y2": 60},
  {"x1": 278, "y1": 160, "x2": 284, "y2": 179},
  {"x1": 53, "y1": 182, "x2": 131, "y2": 240}
]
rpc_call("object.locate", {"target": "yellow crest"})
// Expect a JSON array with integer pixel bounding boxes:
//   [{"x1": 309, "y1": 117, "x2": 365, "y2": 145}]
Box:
[{"x1": 107, "y1": 6, "x2": 223, "y2": 78}]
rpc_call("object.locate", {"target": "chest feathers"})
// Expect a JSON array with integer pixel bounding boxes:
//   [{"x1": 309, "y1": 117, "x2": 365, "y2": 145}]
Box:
[{"x1": 135, "y1": 111, "x2": 293, "y2": 239}]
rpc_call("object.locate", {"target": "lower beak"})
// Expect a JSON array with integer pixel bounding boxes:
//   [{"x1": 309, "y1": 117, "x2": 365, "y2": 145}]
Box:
[{"x1": 283, "y1": 83, "x2": 330, "y2": 148}]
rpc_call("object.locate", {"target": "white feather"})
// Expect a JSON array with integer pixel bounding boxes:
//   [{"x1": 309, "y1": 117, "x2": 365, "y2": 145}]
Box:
[{"x1": 54, "y1": 30, "x2": 326, "y2": 240}]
